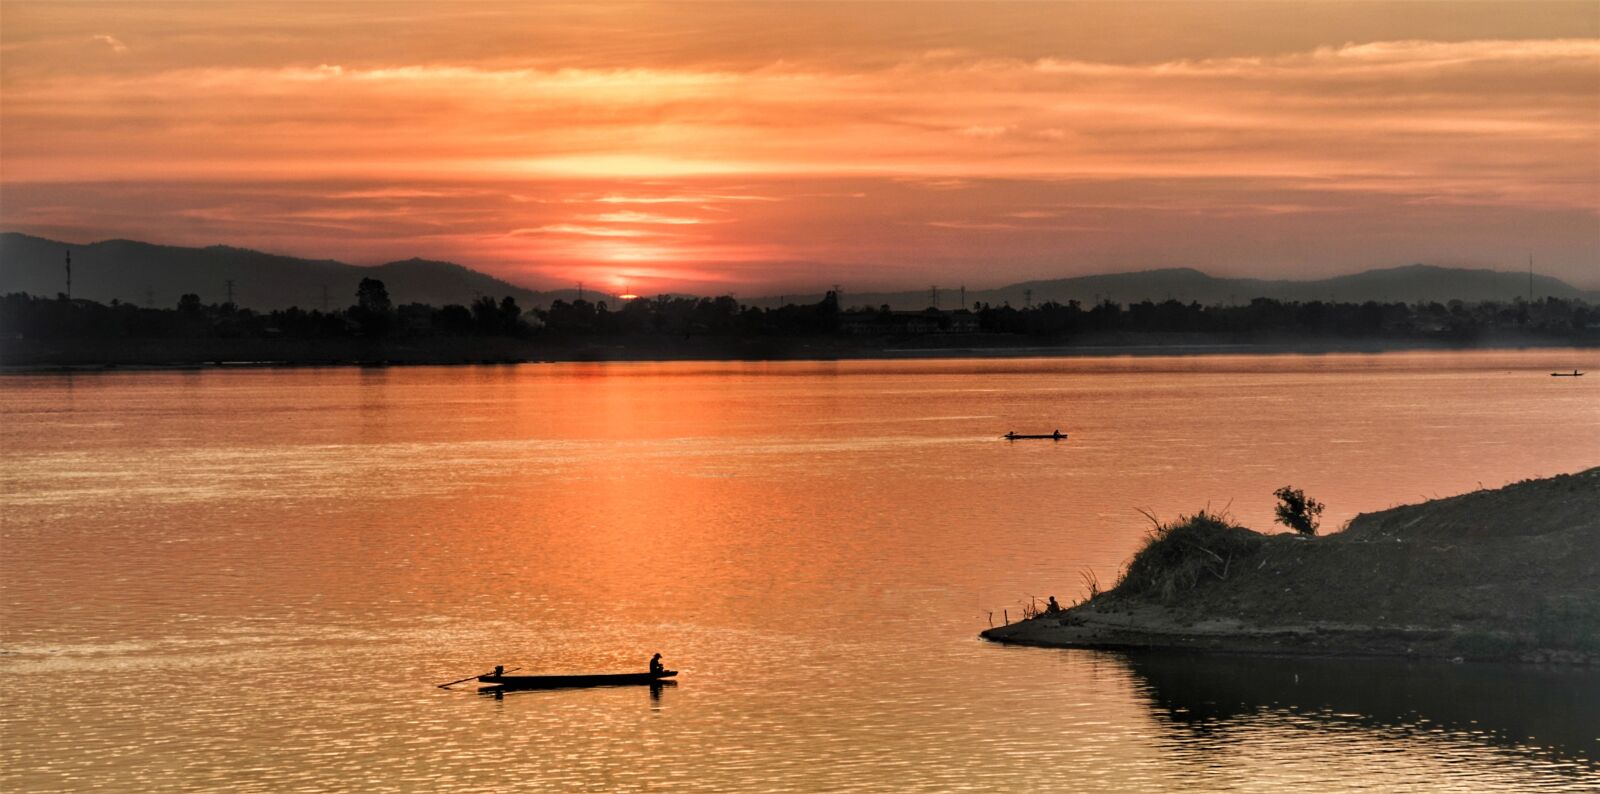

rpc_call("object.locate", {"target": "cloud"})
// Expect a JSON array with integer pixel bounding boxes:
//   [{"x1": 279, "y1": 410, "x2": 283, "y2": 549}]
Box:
[
  {"x1": 90, "y1": 34, "x2": 128, "y2": 54},
  {"x1": 581, "y1": 211, "x2": 710, "y2": 225},
  {"x1": 509, "y1": 224, "x2": 654, "y2": 238},
  {"x1": 6, "y1": 39, "x2": 1594, "y2": 197},
  {"x1": 2, "y1": 2, "x2": 1596, "y2": 290}
]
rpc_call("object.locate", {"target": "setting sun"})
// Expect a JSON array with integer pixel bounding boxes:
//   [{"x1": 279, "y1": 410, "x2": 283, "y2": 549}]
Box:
[{"x1": 1, "y1": 1, "x2": 1594, "y2": 294}]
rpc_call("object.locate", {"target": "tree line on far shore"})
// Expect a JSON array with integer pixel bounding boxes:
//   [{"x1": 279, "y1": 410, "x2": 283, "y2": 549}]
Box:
[{"x1": 3, "y1": 276, "x2": 1595, "y2": 343}]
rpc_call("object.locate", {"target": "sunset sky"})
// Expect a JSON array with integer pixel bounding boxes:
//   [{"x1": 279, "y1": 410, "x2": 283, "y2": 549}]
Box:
[{"x1": 2, "y1": 1, "x2": 1597, "y2": 294}]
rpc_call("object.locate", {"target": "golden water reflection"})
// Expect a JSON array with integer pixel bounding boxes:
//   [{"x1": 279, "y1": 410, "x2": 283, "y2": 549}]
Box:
[{"x1": 3, "y1": 350, "x2": 1597, "y2": 791}]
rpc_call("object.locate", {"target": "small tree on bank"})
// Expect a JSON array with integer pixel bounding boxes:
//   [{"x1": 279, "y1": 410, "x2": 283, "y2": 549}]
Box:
[
  {"x1": 1273, "y1": 485, "x2": 1325, "y2": 535},
  {"x1": 352, "y1": 277, "x2": 393, "y2": 337}
]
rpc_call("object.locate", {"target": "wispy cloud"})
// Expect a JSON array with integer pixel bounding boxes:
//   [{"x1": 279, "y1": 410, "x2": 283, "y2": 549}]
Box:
[
  {"x1": 581, "y1": 211, "x2": 710, "y2": 225},
  {"x1": 89, "y1": 34, "x2": 128, "y2": 54},
  {"x1": 510, "y1": 224, "x2": 654, "y2": 238},
  {"x1": 2, "y1": 3, "x2": 1596, "y2": 290}
]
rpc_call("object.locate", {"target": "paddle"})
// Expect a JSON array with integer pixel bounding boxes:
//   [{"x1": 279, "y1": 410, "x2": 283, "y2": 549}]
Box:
[{"x1": 437, "y1": 666, "x2": 521, "y2": 689}]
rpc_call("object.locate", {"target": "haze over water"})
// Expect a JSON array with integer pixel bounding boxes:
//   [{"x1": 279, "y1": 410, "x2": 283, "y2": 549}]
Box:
[{"x1": 3, "y1": 350, "x2": 1598, "y2": 791}]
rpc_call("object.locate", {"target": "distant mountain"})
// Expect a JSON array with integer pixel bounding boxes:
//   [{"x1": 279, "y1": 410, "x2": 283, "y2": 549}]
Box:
[
  {"x1": 3, "y1": 232, "x2": 1592, "y2": 312},
  {"x1": 751, "y1": 265, "x2": 1598, "y2": 310},
  {"x1": 0, "y1": 233, "x2": 608, "y2": 310}
]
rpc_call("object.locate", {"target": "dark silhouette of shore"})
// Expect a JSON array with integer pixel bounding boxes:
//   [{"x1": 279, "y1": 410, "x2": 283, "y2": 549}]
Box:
[{"x1": 3, "y1": 282, "x2": 1594, "y2": 369}]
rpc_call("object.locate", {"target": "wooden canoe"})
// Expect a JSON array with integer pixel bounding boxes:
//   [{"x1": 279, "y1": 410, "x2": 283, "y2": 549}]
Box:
[{"x1": 477, "y1": 670, "x2": 678, "y2": 690}]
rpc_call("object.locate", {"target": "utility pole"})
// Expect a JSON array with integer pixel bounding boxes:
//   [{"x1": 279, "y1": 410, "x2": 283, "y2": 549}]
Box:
[
  {"x1": 65, "y1": 250, "x2": 72, "y2": 300},
  {"x1": 224, "y1": 279, "x2": 235, "y2": 306},
  {"x1": 930, "y1": 285, "x2": 938, "y2": 309},
  {"x1": 1528, "y1": 254, "x2": 1534, "y2": 303},
  {"x1": 1024, "y1": 288, "x2": 1033, "y2": 308},
  {"x1": 959, "y1": 285, "x2": 966, "y2": 310}
]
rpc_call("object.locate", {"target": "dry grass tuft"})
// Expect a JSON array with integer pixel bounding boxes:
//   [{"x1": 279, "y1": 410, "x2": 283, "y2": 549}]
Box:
[{"x1": 1115, "y1": 510, "x2": 1266, "y2": 601}]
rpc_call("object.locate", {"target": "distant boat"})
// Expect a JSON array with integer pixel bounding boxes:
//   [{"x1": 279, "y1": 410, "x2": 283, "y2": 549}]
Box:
[
  {"x1": 1551, "y1": 370, "x2": 1584, "y2": 377},
  {"x1": 478, "y1": 670, "x2": 677, "y2": 690},
  {"x1": 1004, "y1": 431, "x2": 1068, "y2": 440}
]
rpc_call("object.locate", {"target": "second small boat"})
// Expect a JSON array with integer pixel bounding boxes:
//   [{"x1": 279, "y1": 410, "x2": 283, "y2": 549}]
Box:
[{"x1": 1004, "y1": 431, "x2": 1068, "y2": 440}]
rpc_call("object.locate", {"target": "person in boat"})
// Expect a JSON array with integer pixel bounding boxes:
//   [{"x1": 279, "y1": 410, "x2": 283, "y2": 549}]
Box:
[
  {"x1": 1052, "y1": 429, "x2": 1062, "y2": 439},
  {"x1": 649, "y1": 653, "x2": 664, "y2": 675},
  {"x1": 492, "y1": 665, "x2": 504, "y2": 677}
]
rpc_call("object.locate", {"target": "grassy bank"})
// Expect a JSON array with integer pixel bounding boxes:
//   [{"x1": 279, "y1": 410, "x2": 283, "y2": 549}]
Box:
[{"x1": 983, "y1": 468, "x2": 1600, "y2": 663}]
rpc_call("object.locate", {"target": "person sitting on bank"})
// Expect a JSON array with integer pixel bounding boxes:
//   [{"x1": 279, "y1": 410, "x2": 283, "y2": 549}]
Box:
[
  {"x1": 1046, "y1": 596, "x2": 1062, "y2": 614},
  {"x1": 649, "y1": 653, "x2": 664, "y2": 675}
]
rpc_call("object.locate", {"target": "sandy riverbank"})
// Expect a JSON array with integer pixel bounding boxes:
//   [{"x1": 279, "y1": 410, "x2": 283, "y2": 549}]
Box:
[{"x1": 983, "y1": 468, "x2": 1600, "y2": 664}]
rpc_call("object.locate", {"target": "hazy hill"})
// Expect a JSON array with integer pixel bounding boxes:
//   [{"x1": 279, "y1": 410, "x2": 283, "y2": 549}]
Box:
[
  {"x1": 3, "y1": 232, "x2": 1592, "y2": 312},
  {"x1": 756, "y1": 265, "x2": 1596, "y2": 310},
  {"x1": 0, "y1": 233, "x2": 607, "y2": 310}
]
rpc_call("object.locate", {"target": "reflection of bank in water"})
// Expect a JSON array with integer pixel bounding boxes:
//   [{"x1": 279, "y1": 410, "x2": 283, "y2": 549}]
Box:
[{"x1": 1123, "y1": 651, "x2": 1600, "y2": 770}]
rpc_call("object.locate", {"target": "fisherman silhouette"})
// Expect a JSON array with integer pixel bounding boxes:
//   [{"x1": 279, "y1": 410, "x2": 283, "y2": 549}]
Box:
[
  {"x1": 649, "y1": 653, "x2": 664, "y2": 675},
  {"x1": 1053, "y1": 429, "x2": 1062, "y2": 439},
  {"x1": 492, "y1": 665, "x2": 504, "y2": 677},
  {"x1": 1046, "y1": 596, "x2": 1062, "y2": 614}
]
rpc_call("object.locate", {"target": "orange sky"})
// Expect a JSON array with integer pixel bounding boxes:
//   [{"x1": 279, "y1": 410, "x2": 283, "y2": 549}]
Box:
[{"x1": 2, "y1": 1, "x2": 1597, "y2": 294}]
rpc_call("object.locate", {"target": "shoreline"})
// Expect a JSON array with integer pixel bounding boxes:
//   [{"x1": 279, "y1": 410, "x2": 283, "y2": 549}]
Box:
[
  {"x1": 983, "y1": 607, "x2": 1599, "y2": 665},
  {"x1": 982, "y1": 469, "x2": 1600, "y2": 665},
  {"x1": 3, "y1": 334, "x2": 1593, "y2": 374}
]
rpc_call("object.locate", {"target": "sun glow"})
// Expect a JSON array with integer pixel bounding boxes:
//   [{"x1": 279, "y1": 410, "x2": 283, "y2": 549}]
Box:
[{"x1": 2, "y1": 2, "x2": 1596, "y2": 291}]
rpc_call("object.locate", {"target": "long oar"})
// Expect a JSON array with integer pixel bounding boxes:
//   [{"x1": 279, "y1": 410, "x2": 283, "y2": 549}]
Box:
[{"x1": 438, "y1": 667, "x2": 521, "y2": 689}]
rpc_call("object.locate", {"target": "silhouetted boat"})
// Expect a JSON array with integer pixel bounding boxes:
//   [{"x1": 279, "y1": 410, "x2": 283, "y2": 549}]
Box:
[
  {"x1": 1004, "y1": 432, "x2": 1068, "y2": 440},
  {"x1": 1551, "y1": 370, "x2": 1584, "y2": 377},
  {"x1": 477, "y1": 670, "x2": 677, "y2": 690}
]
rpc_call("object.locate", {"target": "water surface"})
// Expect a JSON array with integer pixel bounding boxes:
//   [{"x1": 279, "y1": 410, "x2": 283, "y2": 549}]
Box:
[{"x1": 3, "y1": 350, "x2": 1597, "y2": 791}]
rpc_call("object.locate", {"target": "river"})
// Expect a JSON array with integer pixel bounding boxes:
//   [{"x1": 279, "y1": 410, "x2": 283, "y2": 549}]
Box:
[{"x1": 3, "y1": 350, "x2": 1597, "y2": 791}]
